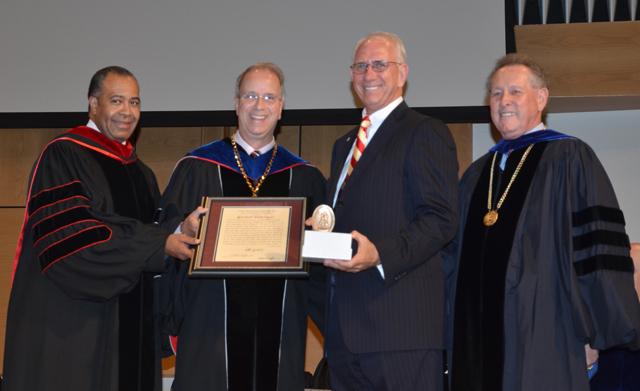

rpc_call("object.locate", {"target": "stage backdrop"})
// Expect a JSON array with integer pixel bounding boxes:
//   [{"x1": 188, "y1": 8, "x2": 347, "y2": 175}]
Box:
[{"x1": 0, "y1": 0, "x2": 504, "y2": 112}]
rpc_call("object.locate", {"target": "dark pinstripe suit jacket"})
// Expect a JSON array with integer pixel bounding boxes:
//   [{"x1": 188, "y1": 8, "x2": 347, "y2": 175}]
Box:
[{"x1": 327, "y1": 102, "x2": 459, "y2": 353}]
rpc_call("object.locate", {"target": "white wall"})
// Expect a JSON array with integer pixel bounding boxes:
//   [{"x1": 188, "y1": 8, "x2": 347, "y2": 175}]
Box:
[
  {"x1": 472, "y1": 109, "x2": 640, "y2": 241},
  {"x1": 0, "y1": 0, "x2": 504, "y2": 112}
]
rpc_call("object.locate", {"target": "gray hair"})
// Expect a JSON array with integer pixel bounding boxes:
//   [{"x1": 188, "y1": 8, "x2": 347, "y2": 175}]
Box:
[
  {"x1": 487, "y1": 53, "x2": 548, "y2": 91},
  {"x1": 353, "y1": 31, "x2": 407, "y2": 63}
]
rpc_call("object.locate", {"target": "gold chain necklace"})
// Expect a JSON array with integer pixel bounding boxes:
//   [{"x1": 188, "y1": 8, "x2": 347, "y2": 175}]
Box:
[
  {"x1": 231, "y1": 136, "x2": 278, "y2": 197},
  {"x1": 483, "y1": 143, "x2": 534, "y2": 227}
]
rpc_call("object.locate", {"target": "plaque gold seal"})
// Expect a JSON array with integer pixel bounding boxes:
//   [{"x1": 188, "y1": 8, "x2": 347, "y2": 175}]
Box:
[{"x1": 311, "y1": 204, "x2": 335, "y2": 232}]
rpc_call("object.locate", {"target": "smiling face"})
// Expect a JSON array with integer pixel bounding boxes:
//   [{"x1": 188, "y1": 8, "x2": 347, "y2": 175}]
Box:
[
  {"x1": 489, "y1": 65, "x2": 549, "y2": 140},
  {"x1": 351, "y1": 36, "x2": 408, "y2": 115},
  {"x1": 235, "y1": 68, "x2": 284, "y2": 149},
  {"x1": 89, "y1": 73, "x2": 140, "y2": 143}
]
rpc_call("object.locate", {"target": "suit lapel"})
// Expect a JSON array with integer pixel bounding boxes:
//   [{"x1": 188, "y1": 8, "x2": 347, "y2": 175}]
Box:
[{"x1": 344, "y1": 102, "x2": 408, "y2": 189}]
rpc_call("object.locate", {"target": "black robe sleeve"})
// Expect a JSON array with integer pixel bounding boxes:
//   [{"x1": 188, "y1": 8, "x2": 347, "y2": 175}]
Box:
[
  {"x1": 24, "y1": 140, "x2": 169, "y2": 301},
  {"x1": 566, "y1": 141, "x2": 640, "y2": 350}
]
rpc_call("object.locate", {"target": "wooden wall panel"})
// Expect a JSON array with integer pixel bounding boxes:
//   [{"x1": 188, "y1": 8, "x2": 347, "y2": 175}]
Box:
[
  {"x1": 305, "y1": 319, "x2": 324, "y2": 374},
  {"x1": 448, "y1": 123, "x2": 473, "y2": 177},
  {"x1": 300, "y1": 125, "x2": 354, "y2": 178},
  {"x1": 202, "y1": 127, "x2": 228, "y2": 147},
  {"x1": 136, "y1": 127, "x2": 213, "y2": 192},
  {"x1": 0, "y1": 129, "x2": 62, "y2": 205},
  {"x1": 277, "y1": 126, "x2": 301, "y2": 155},
  {"x1": 0, "y1": 208, "x2": 26, "y2": 372},
  {"x1": 516, "y1": 21, "x2": 640, "y2": 97},
  {"x1": 515, "y1": 21, "x2": 640, "y2": 111}
]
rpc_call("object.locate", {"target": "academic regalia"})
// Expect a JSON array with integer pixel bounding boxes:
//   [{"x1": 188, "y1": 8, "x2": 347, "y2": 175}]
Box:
[
  {"x1": 3, "y1": 126, "x2": 169, "y2": 391},
  {"x1": 446, "y1": 131, "x2": 640, "y2": 391},
  {"x1": 158, "y1": 138, "x2": 326, "y2": 391}
]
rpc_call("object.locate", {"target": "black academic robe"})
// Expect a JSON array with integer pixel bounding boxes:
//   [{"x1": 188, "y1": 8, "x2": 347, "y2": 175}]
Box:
[
  {"x1": 2, "y1": 126, "x2": 169, "y2": 391},
  {"x1": 159, "y1": 138, "x2": 326, "y2": 391},
  {"x1": 446, "y1": 135, "x2": 640, "y2": 391}
]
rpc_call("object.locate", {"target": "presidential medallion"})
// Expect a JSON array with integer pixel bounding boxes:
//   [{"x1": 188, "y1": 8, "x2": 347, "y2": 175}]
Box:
[
  {"x1": 483, "y1": 210, "x2": 498, "y2": 227},
  {"x1": 311, "y1": 204, "x2": 335, "y2": 232}
]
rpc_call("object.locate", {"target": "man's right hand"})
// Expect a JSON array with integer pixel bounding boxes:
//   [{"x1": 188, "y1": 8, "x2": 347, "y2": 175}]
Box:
[
  {"x1": 180, "y1": 206, "x2": 208, "y2": 237},
  {"x1": 165, "y1": 233, "x2": 200, "y2": 260}
]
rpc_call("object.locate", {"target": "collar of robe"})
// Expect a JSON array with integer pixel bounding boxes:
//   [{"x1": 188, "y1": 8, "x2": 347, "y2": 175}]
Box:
[
  {"x1": 490, "y1": 129, "x2": 572, "y2": 155},
  {"x1": 67, "y1": 126, "x2": 135, "y2": 161},
  {"x1": 188, "y1": 138, "x2": 308, "y2": 181}
]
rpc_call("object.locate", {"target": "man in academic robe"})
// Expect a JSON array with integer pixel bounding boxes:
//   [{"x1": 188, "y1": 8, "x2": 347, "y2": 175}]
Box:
[
  {"x1": 446, "y1": 53, "x2": 640, "y2": 391},
  {"x1": 158, "y1": 62, "x2": 326, "y2": 390},
  {"x1": 2, "y1": 66, "x2": 199, "y2": 391},
  {"x1": 323, "y1": 32, "x2": 459, "y2": 390}
]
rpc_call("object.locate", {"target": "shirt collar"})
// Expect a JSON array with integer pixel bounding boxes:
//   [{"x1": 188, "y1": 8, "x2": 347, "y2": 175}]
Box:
[
  {"x1": 86, "y1": 119, "x2": 128, "y2": 145},
  {"x1": 490, "y1": 124, "x2": 573, "y2": 155},
  {"x1": 363, "y1": 97, "x2": 403, "y2": 130},
  {"x1": 233, "y1": 130, "x2": 275, "y2": 155},
  {"x1": 86, "y1": 119, "x2": 100, "y2": 133},
  {"x1": 524, "y1": 122, "x2": 546, "y2": 135}
]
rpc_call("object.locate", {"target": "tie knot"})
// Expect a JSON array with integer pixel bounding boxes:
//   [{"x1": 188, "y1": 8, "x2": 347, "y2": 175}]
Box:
[
  {"x1": 250, "y1": 151, "x2": 260, "y2": 158},
  {"x1": 360, "y1": 116, "x2": 371, "y2": 130}
]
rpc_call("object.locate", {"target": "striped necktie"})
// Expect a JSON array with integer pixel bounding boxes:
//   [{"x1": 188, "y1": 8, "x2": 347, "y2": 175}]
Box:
[{"x1": 345, "y1": 115, "x2": 371, "y2": 181}]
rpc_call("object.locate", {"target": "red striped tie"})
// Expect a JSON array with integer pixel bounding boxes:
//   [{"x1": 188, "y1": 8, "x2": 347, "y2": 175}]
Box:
[{"x1": 346, "y1": 115, "x2": 371, "y2": 181}]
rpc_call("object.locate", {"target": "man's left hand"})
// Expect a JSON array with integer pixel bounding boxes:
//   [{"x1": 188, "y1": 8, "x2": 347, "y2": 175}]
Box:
[
  {"x1": 324, "y1": 230, "x2": 380, "y2": 273},
  {"x1": 585, "y1": 345, "x2": 599, "y2": 368}
]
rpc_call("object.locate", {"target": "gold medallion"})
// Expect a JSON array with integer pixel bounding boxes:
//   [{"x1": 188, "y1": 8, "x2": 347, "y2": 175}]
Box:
[
  {"x1": 311, "y1": 204, "x2": 335, "y2": 232},
  {"x1": 231, "y1": 136, "x2": 277, "y2": 197},
  {"x1": 483, "y1": 210, "x2": 498, "y2": 227},
  {"x1": 483, "y1": 144, "x2": 534, "y2": 228}
]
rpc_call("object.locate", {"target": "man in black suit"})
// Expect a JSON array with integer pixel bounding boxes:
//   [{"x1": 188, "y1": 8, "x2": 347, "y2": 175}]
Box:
[{"x1": 323, "y1": 31, "x2": 459, "y2": 390}]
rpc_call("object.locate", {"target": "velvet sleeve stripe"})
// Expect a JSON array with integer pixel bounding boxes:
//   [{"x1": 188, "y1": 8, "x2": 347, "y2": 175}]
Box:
[
  {"x1": 573, "y1": 230, "x2": 630, "y2": 251},
  {"x1": 39, "y1": 225, "x2": 112, "y2": 272},
  {"x1": 571, "y1": 205, "x2": 633, "y2": 275},
  {"x1": 32, "y1": 205, "x2": 93, "y2": 242},
  {"x1": 29, "y1": 195, "x2": 90, "y2": 219},
  {"x1": 572, "y1": 205, "x2": 625, "y2": 227},
  {"x1": 573, "y1": 255, "x2": 634, "y2": 276},
  {"x1": 28, "y1": 180, "x2": 88, "y2": 216}
]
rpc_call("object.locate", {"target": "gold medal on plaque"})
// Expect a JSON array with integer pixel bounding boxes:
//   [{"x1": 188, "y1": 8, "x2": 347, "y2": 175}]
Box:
[
  {"x1": 483, "y1": 210, "x2": 498, "y2": 227},
  {"x1": 311, "y1": 204, "x2": 335, "y2": 232}
]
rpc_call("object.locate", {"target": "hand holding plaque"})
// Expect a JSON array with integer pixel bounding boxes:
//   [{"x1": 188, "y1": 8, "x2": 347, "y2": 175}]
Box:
[{"x1": 302, "y1": 205, "x2": 352, "y2": 262}]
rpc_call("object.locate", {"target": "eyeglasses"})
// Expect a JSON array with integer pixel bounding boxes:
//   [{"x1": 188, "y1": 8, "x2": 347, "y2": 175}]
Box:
[
  {"x1": 239, "y1": 93, "x2": 281, "y2": 104},
  {"x1": 350, "y1": 60, "x2": 403, "y2": 74}
]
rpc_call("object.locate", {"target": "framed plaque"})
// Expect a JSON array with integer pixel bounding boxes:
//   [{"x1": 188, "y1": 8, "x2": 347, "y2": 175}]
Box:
[{"x1": 189, "y1": 197, "x2": 308, "y2": 277}]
